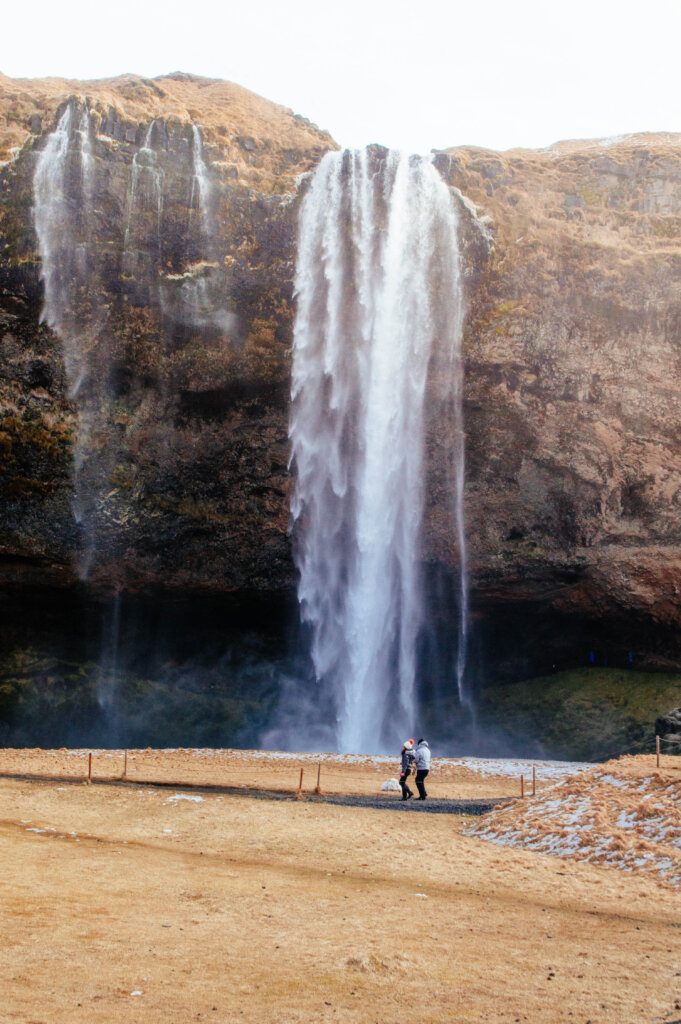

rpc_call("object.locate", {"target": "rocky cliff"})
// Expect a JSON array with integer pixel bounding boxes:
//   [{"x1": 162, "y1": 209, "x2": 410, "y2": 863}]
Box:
[
  {"x1": 435, "y1": 136, "x2": 681, "y2": 668},
  {"x1": 0, "y1": 72, "x2": 334, "y2": 594},
  {"x1": 2, "y1": 72, "x2": 681, "y2": 677}
]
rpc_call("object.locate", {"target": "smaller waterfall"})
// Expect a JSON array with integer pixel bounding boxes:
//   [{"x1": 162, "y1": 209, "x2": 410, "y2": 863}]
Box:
[
  {"x1": 34, "y1": 102, "x2": 96, "y2": 395},
  {"x1": 76, "y1": 107, "x2": 94, "y2": 206},
  {"x1": 34, "y1": 106, "x2": 76, "y2": 378},
  {"x1": 190, "y1": 124, "x2": 212, "y2": 241},
  {"x1": 123, "y1": 121, "x2": 164, "y2": 270},
  {"x1": 289, "y1": 148, "x2": 468, "y2": 754},
  {"x1": 33, "y1": 103, "x2": 107, "y2": 580},
  {"x1": 161, "y1": 123, "x2": 233, "y2": 338},
  {"x1": 97, "y1": 592, "x2": 123, "y2": 742}
]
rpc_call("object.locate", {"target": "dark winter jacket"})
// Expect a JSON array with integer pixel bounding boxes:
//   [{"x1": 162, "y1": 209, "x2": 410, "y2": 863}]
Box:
[
  {"x1": 400, "y1": 747, "x2": 414, "y2": 773},
  {"x1": 414, "y1": 741, "x2": 431, "y2": 771}
]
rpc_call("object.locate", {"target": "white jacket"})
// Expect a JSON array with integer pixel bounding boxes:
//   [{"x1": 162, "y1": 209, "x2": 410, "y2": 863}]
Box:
[{"x1": 414, "y1": 741, "x2": 431, "y2": 770}]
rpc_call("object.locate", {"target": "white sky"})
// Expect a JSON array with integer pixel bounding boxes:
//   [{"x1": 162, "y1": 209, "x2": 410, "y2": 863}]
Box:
[{"x1": 3, "y1": 0, "x2": 681, "y2": 153}]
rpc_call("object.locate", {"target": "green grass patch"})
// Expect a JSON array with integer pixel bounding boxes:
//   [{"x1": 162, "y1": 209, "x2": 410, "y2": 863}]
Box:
[{"x1": 478, "y1": 667, "x2": 681, "y2": 761}]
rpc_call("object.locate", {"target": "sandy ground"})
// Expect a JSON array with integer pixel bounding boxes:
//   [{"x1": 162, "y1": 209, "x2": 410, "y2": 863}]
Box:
[{"x1": 1, "y1": 751, "x2": 680, "y2": 1024}]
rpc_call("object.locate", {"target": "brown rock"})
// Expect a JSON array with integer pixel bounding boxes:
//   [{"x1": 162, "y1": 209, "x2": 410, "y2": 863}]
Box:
[
  {"x1": 427, "y1": 135, "x2": 681, "y2": 651},
  {"x1": 2, "y1": 71, "x2": 681, "y2": 667}
]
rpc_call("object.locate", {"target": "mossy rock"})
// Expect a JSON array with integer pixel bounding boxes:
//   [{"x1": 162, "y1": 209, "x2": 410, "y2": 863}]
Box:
[{"x1": 477, "y1": 667, "x2": 681, "y2": 761}]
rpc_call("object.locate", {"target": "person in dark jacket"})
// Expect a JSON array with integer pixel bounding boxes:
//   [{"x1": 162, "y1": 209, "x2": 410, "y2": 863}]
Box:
[
  {"x1": 399, "y1": 739, "x2": 415, "y2": 800},
  {"x1": 414, "y1": 738, "x2": 431, "y2": 800}
]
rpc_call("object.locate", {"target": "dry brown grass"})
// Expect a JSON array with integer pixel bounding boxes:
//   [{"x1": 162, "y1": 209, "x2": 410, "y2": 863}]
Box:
[
  {"x1": 0, "y1": 71, "x2": 336, "y2": 189},
  {"x1": 0, "y1": 747, "x2": 575, "y2": 800},
  {"x1": 1, "y1": 751, "x2": 680, "y2": 1022}
]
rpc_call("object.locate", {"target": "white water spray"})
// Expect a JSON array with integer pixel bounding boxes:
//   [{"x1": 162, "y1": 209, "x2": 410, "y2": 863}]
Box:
[
  {"x1": 77, "y1": 107, "x2": 94, "y2": 207},
  {"x1": 290, "y1": 148, "x2": 468, "y2": 754}
]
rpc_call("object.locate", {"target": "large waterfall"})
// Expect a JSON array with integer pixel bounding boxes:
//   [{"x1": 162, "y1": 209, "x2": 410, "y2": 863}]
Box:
[{"x1": 290, "y1": 148, "x2": 467, "y2": 754}]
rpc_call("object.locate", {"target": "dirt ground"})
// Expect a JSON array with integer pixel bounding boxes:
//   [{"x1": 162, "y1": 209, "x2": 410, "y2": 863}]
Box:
[
  {"x1": 0, "y1": 747, "x2": 586, "y2": 800},
  {"x1": 1, "y1": 750, "x2": 680, "y2": 1024}
]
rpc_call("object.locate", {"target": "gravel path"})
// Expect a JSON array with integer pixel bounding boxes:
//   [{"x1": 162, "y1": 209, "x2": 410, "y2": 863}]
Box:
[{"x1": 306, "y1": 793, "x2": 508, "y2": 814}]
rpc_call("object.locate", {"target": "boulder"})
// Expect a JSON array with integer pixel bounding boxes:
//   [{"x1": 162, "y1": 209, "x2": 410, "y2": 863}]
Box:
[{"x1": 655, "y1": 707, "x2": 681, "y2": 744}]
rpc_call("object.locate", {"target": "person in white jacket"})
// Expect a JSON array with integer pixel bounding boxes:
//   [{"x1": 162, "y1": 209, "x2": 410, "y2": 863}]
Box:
[{"x1": 414, "y1": 738, "x2": 431, "y2": 800}]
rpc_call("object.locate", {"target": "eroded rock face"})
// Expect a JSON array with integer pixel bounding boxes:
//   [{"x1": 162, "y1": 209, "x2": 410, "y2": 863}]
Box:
[
  {"x1": 0, "y1": 73, "x2": 335, "y2": 594},
  {"x1": 428, "y1": 137, "x2": 681, "y2": 662},
  {"x1": 2, "y1": 72, "x2": 681, "y2": 671}
]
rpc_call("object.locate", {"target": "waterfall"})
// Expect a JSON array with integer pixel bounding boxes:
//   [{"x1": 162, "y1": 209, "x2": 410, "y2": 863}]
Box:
[
  {"x1": 289, "y1": 148, "x2": 467, "y2": 754},
  {"x1": 34, "y1": 102, "x2": 96, "y2": 394},
  {"x1": 123, "y1": 121, "x2": 164, "y2": 271},
  {"x1": 76, "y1": 107, "x2": 94, "y2": 207},
  {"x1": 33, "y1": 104, "x2": 72, "y2": 335},
  {"x1": 191, "y1": 124, "x2": 212, "y2": 241},
  {"x1": 159, "y1": 124, "x2": 232, "y2": 337},
  {"x1": 34, "y1": 102, "x2": 102, "y2": 578}
]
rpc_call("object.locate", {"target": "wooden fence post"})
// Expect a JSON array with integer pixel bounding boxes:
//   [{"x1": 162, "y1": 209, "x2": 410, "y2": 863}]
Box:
[
  {"x1": 314, "y1": 762, "x2": 322, "y2": 795},
  {"x1": 123, "y1": 750, "x2": 128, "y2": 778},
  {"x1": 656, "y1": 734, "x2": 660, "y2": 768},
  {"x1": 88, "y1": 752, "x2": 92, "y2": 783},
  {"x1": 520, "y1": 774, "x2": 524, "y2": 799},
  {"x1": 296, "y1": 767, "x2": 304, "y2": 799},
  {"x1": 532, "y1": 764, "x2": 536, "y2": 796}
]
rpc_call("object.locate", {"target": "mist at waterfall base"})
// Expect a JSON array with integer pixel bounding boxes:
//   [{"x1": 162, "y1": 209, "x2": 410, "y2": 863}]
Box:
[
  {"x1": 0, "y1": 588, "x2": 299, "y2": 750},
  {"x1": 0, "y1": 583, "x2": 484, "y2": 756},
  {"x1": 1, "y1": 579, "x2": 662, "y2": 758}
]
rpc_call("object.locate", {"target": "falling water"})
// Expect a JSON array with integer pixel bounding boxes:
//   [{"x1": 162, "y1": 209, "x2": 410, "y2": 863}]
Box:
[
  {"x1": 34, "y1": 103, "x2": 96, "y2": 393},
  {"x1": 289, "y1": 148, "x2": 467, "y2": 754},
  {"x1": 160, "y1": 124, "x2": 232, "y2": 336},
  {"x1": 190, "y1": 124, "x2": 212, "y2": 240},
  {"x1": 34, "y1": 102, "x2": 102, "y2": 578},
  {"x1": 123, "y1": 121, "x2": 164, "y2": 269},
  {"x1": 33, "y1": 105, "x2": 72, "y2": 328},
  {"x1": 97, "y1": 591, "x2": 122, "y2": 737},
  {"x1": 76, "y1": 107, "x2": 94, "y2": 207}
]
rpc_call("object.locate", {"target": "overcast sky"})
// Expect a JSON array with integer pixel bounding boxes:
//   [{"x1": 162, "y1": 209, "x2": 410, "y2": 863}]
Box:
[{"x1": 3, "y1": 0, "x2": 681, "y2": 153}]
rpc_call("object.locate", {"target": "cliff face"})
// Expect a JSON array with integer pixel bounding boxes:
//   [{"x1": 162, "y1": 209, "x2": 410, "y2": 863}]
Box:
[
  {"x1": 2, "y1": 72, "x2": 681, "y2": 668},
  {"x1": 0, "y1": 72, "x2": 334, "y2": 593},
  {"x1": 432, "y1": 136, "x2": 681, "y2": 658}
]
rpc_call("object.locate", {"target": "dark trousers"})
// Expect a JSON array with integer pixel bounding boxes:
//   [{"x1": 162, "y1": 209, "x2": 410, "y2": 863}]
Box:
[
  {"x1": 416, "y1": 768, "x2": 429, "y2": 799},
  {"x1": 399, "y1": 768, "x2": 413, "y2": 799}
]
